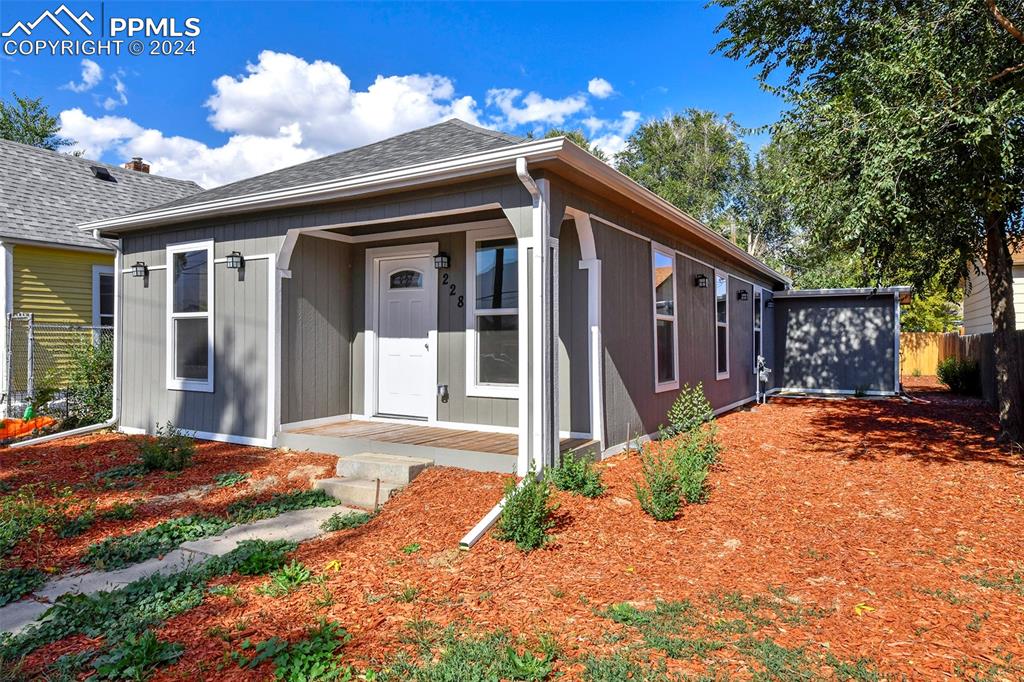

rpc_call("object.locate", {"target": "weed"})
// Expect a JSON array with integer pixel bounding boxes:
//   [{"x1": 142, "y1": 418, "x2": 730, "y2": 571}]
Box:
[
  {"x1": 581, "y1": 652, "x2": 675, "y2": 682},
  {"x1": 138, "y1": 422, "x2": 195, "y2": 472},
  {"x1": 257, "y1": 560, "x2": 312, "y2": 597},
  {"x1": 234, "y1": 619, "x2": 351, "y2": 681},
  {"x1": 102, "y1": 502, "x2": 138, "y2": 521},
  {"x1": 321, "y1": 510, "x2": 374, "y2": 532},
  {"x1": 967, "y1": 612, "x2": 990, "y2": 633},
  {"x1": 208, "y1": 584, "x2": 245, "y2": 606},
  {"x1": 937, "y1": 358, "x2": 981, "y2": 395},
  {"x1": 395, "y1": 585, "x2": 420, "y2": 603},
  {"x1": 312, "y1": 585, "x2": 335, "y2": 609},
  {"x1": 380, "y1": 627, "x2": 556, "y2": 681},
  {"x1": 225, "y1": 539, "x2": 296, "y2": 576},
  {"x1": 213, "y1": 471, "x2": 250, "y2": 488},
  {"x1": 644, "y1": 633, "x2": 724, "y2": 659},
  {"x1": 91, "y1": 629, "x2": 184, "y2": 680},
  {"x1": 601, "y1": 600, "x2": 698, "y2": 634},
  {"x1": 709, "y1": 591, "x2": 771, "y2": 627},
  {"x1": 825, "y1": 653, "x2": 881, "y2": 681},
  {"x1": 735, "y1": 637, "x2": 814, "y2": 681},
  {"x1": 83, "y1": 515, "x2": 231, "y2": 570},
  {"x1": 227, "y1": 489, "x2": 339, "y2": 524},
  {"x1": 709, "y1": 618, "x2": 750, "y2": 634},
  {"x1": 401, "y1": 542, "x2": 421, "y2": 554},
  {"x1": 0, "y1": 567, "x2": 46, "y2": 606},
  {"x1": 548, "y1": 450, "x2": 605, "y2": 498},
  {"x1": 494, "y1": 471, "x2": 557, "y2": 551},
  {"x1": 915, "y1": 586, "x2": 968, "y2": 605},
  {"x1": 666, "y1": 382, "x2": 713, "y2": 435},
  {"x1": 0, "y1": 485, "x2": 52, "y2": 558},
  {"x1": 963, "y1": 570, "x2": 1024, "y2": 595}
]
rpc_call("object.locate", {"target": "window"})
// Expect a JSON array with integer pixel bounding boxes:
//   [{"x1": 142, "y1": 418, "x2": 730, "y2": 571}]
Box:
[
  {"x1": 715, "y1": 271, "x2": 729, "y2": 379},
  {"x1": 753, "y1": 287, "x2": 763, "y2": 375},
  {"x1": 167, "y1": 240, "x2": 213, "y2": 392},
  {"x1": 389, "y1": 270, "x2": 423, "y2": 289},
  {"x1": 466, "y1": 229, "x2": 518, "y2": 397},
  {"x1": 92, "y1": 265, "x2": 114, "y2": 328},
  {"x1": 652, "y1": 243, "x2": 678, "y2": 391}
]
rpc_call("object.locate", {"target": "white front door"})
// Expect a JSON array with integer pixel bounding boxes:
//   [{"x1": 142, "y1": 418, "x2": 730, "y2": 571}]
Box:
[{"x1": 376, "y1": 256, "x2": 436, "y2": 419}]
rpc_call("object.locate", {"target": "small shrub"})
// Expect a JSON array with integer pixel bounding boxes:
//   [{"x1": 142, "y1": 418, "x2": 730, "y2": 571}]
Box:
[
  {"x1": 220, "y1": 539, "x2": 296, "y2": 576},
  {"x1": 549, "y1": 450, "x2": 605, "y2": 498},
  {"x1": 234, "y1": 619, "x2": 351, "y2": 682},
  {"x1": 635, "y1": 444, "x2": 681, "y2": 521},
  {"x1": 63, "y1": 336, "x2": 113, "y2": 429},
  {"x1": 257, "y1": 560, "x2": 312, "y2": 597},
  {"x1": 227, "y1": 489, "x2": 339, "y2": 524},
  {"x1": 494, "y1": 472, "x2": 557, "y2": 551},
  {"x1": 213, "y1": 471, "x2": 250, "y2": 488},
  {"x1": 666, "y1": 382, "x2": 713, "y2": 435},
  {"x1": 138, "y1": 422, "x2": 195, "y2": 472},
  {"x1": 103, "y1": 502, "x2": 138, "y2": 521},
  {"x1": 0, "y1": 567, "x2": 46, "y2": 606},
  {"x1": 91, "y1": 629, "x2": 184, "y2": 680},
  {"x1": 0, "y1": 486, "x2": 52, "y2": 558},
  {"x1": 321, "y1": 510, "x2": 374, "y2": 532},
  {"x1": 669, "y1": 426, "x2": 720, "y2": 504},
  {"x1": 937, "y1": 357, "x2": 982, "y2": 395},
  {"x1": 83, "y1": 515, "x2": 231, "y2": 570}
]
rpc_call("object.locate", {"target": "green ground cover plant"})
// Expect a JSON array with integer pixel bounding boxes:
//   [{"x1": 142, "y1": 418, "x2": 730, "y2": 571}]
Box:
[
  {"x1": 82, "y1": 514, "x2": 231, "y2": 570},
  {"x1": 321, "y1": 510, "x2": 374, "y2": 532},
  {"x1": 213, "y1": 471, "x2": 250, "y2": 488},
  {"x1": 90, "y1": 629, "x2": 184, "y2": 681},
  {"x1": 0, "y1": 567, "x2": 46, "y2": 606},
  {"x1": 227, "y1": 489, "x2": 339, "y2": 524},
  {"x1": 256, "y1": 560, "x2": 312, "y2": 597},
  {"x1": 233, "y1": 619, "x2": 352, "y2": 681}
]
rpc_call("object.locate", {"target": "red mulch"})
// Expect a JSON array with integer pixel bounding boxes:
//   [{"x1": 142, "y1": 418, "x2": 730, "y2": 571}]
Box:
[
  {"x1": 17, "y1": 393, "x2": 1024, "y2": 680},
  {"x1": 0, "y1": 432, "x2": 336, "y2": 572}
]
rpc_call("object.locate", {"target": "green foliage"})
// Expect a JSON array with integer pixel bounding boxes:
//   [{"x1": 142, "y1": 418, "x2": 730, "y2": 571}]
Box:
[
  {"x1": 83, "y1": 515, "x2": 231, "y2": 570},
  {"x1": 138, "y1": 423, "x2": 195, "y2": 472},
  {"x1": 94, "y1": 462, "x2": 148, "y2": 484},
  {"x1": 669, "y1": 426, "x2": 721, "y2": 504},
  {"x1": 0, "y1": 567, "x2": 45, "y2": 606},
  {"x1": 103, "y1": 502, "x2": 138, "y2": 521},
  {"x1": 401, "y1": 543, "x2": 421, "y2": 555},
  {"x1": 963, "y1": 570, "x2": 1024, "y2": 595},
  {"x1": 602, "y1": 600, "x2": 698, "y2": 634},
  {"x1": 937, "y1": 358, "x2": 982, "y2": 396},
  {"x1": 634, "y1": 445, "x2": 682, "y2": 521},
  {"x1": 234, "y1": 620, "x2": 352, "y2": 682},
  {"x1": 56, "y1": 505, "x2": 96, "y2": 538},
  {"x1": 227, "y1": 489, "x2": 339, "y2": 524},
  {"x1": 581, "y1": 653, "x2": 675, "y2": 682},
  {"x1": 0, "y1": 485, "x2": 52, "y2": 558},
  {"x1": 63, "y1": 335, "x2": 113, "y2": 429},
  {"x1": 543, "y1": 128, "x2": 608, "y2": 161},
  {"x1": 223, "y1": 539, "x2": 296, "y2": 576},
  {"x1": 734, "y1": 637, "x2": 814, "y2": 681},
  {"x1": 256, "y1": 560, "x2": 312, "y2": 597},
  {"x1": 321, "y1": 510, "x2": 374, "y2": 532},
  {"x1": 91, "y1": 629, "x2": 184, "y2": 680},
  {"x1": 548, "y1": 450, "x2": 605, "y2": 498},
  {"x1": 901, "y1": 286, "x2": 961, "y2": 333},
  {"x1": 0, "y1": 93, "x2": 74, "y2": 150},
  {"x1": 494, "y1": 473, "x2": 557, "y2": 551},
  {"x1": 666, "y1": 382, "x2": 714, "y2": 435},
  {"x1": 213, "y1": 471, "x2": 250, "y2": 488},
  {"x1": 825, "y1": 653, "x2": 882, "y2": 682}
]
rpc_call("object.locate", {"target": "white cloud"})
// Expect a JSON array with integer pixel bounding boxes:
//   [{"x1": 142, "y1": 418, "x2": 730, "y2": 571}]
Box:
[
  {"x1": 64, "y1": 59, "x2": 102, "y2": 93},
  {"x1": 102, "y1": 73, "x2": 128, "y2": 111},
  {"x1": 588, "y1": 110, "x2": 643, "y2": 159},
  {"x1": 485, "y1": 88, "x2": 587, "y2": 126},
  {"x1": 587, "y1": 77, "x2": 614, "y2": 99}
]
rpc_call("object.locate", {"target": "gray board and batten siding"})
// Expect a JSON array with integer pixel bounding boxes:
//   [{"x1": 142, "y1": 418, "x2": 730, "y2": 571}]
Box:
[{"x1": 772, "y1": 293, "x2": 898, "y2": 395}]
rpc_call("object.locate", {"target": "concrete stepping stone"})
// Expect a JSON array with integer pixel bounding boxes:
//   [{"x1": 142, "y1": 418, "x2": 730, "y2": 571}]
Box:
[{"x1": 316, "y1": 452, "x2": 432, "y2": 507}]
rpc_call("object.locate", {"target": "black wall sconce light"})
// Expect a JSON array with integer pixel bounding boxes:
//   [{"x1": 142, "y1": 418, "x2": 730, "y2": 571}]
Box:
[
  {"x1": 738, "y1": 290, "x2": 749, "y2": 301},
  {"x1": 434, "y1": 252, "x2": 450, "y2": 269},
  {"x1": 694, "y1": 273, "x2": 708, "y2": 288},
  {"x1": 131, "y1": 261, "x2": 148, "y2": 278},
  {"x1": 226, "y1": 251, "x2": 245, "y2": 270}
]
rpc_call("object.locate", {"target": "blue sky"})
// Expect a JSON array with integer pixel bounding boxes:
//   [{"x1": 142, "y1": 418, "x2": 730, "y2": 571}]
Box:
[{"x1": 0, "y1": 1, "x2": 782, "y2": 186}]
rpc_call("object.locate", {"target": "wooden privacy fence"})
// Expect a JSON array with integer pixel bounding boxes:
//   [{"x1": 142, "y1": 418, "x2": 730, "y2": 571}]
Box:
[{"x1": 900, "y1": 332, "x2": 962, "y2": 376}]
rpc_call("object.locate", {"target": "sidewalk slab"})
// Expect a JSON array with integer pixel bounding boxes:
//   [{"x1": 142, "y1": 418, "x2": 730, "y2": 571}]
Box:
[{"x1": 180, "y1": 505, "x2": 353, "y2": 556}]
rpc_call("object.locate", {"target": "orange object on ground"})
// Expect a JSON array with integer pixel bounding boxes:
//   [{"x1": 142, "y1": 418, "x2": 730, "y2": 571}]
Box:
[{"x1": 0, "y1": 416, "x2": 56, "y2": 439}]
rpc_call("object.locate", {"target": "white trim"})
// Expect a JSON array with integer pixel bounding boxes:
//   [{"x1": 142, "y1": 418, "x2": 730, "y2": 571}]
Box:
[
  {"x1": 774, "y1": 286, "x2": 912, "y2": 302},
  {"x1": 81, "y1": 137, "x2": 790, "y2": 288},
  {"x1": 766, "y1": 387, "x2": 896, "y2": 397},
  {"x1": 350, "y1": 413, "x2": 518, "y2": 435},
  {"x1": 363, "y1": 242, "x2": 439, "y2": 421},
  {"x1": 651, "y1": 241, "x2": 680, "y2": 393},
  {"x1": 713, "y1": 395, "x2": 757, "y2": 415},
  {"x1": 0, "y1": 242, "x2": 12, "y2": 393},
  {"x1": 306, "y1": 218, "x2": 510, "y2": 245},
  {"x1": 165, "y1": 239, "x2": 214, "y2": 392},
  {"x1": 91, "y1": 264, "x2": 114, "y2": 328},
  {"x1": 280, "y1": 414, "x2": 354, "y2": 431},
  {"x1": 715, "y1": 270, "x2": 730, "y2": 380},
  {"x1": 465, "y1": 226, "x2": 519, "y2": 399},
  {"x1": 120, "y1": 424, "x2": 273, "y2": 448},
  {"x1": 893, "y1": 293, "x2": 901, "y2": 394},
  {"x1": 567, "y1": 206, "x2": 604, "y2": 449},
  {"x1": 118, "y1": 425, "x2": 147, "y2": 435},
  {"x1": 752, "y1": 286, "x2": 763, "y2": 376},
  {"x1": 266, "y1": 252, "x2": 279, "y2": 444}
]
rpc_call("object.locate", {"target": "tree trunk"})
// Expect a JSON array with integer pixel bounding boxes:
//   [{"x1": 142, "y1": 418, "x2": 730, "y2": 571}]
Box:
[{"x1": 983, "y1": 211, "x2": 1023, "y2": 442}]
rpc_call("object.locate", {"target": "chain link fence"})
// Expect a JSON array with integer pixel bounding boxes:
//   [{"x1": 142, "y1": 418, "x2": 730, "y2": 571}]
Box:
[{"x1": 4, "y1": 313, "x2": 113, "y2": 420}]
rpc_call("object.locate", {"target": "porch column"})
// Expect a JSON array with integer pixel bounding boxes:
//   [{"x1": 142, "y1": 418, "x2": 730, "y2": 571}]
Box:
[{"x1": 565, "y1": 208, "x2": 604, "y2": 451}]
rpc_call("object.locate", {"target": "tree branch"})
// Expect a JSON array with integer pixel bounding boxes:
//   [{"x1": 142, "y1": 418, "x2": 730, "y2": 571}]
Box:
[
  {"x1": 989, "y1": 61, "x2": 1024, "y2": 82},
  {"x1": 987, "y1": 0, "x2": 1024, "y2": 45}
]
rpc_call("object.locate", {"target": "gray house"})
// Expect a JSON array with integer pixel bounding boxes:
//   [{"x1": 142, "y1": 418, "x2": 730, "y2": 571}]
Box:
[{"x1": 82, "y1": 120, "x2": 905, "y2": 476}]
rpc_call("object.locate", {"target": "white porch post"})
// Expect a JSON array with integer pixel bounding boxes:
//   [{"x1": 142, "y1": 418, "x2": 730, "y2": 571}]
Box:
[{"x1": 565, "y1": 208, "x2": 604, "y2": 451}]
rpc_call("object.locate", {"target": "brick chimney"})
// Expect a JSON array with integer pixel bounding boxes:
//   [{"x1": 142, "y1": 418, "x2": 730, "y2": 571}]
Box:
[{"x1": 124, "y1": 157, "x2": 150, "y2": 173}]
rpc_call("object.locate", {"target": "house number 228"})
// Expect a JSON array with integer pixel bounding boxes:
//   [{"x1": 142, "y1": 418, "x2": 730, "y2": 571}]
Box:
[{"x1": 441, "y1": 274, "x2": 463, "y2": 308}]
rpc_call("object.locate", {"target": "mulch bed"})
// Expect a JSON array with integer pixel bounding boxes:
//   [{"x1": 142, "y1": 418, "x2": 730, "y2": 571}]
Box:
[
  {"x1": 0, "y1": 432, "x2": 336, "y2": 572},
  {"x1": 15, "y1": 392, "x2": 1024, "y2": 679}
]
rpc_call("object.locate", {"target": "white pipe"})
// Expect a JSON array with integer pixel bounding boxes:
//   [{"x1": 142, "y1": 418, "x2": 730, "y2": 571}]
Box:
[{"x1": 11, "y1": 232, "x2": 122, "y2": 448}]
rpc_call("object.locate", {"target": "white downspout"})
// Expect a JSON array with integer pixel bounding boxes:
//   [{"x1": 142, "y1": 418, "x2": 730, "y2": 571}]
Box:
[{"x1": 11, "y1": 231, "x2": 121, "y2": 447}]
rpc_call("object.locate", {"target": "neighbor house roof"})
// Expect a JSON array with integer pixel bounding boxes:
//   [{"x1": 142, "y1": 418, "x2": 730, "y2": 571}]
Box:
[
  {"x1": 775, "y1": 287, "x2": 912, "y2": 304},
  {"x1": 0, "y1": 138, "x2": 202, "y2": 251},
  {"x1": 81, "y1": 119, "x2": 791, "y2": 286}
]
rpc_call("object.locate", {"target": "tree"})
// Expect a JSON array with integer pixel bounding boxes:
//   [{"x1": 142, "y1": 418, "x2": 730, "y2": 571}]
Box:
[
  {"x1": 616, "y1": 110, "x2": 751, "y2": 233},
  {"x1": 0, "y1": 93, "x2": 74, "y2": 150},
  {"x1": 544, "y1": 128, "x2": 608, "y2": 161},
  {"x1": 715, "y1": 0, "x2": 1024, "y2": 440},
  {"x1": 734, "y1": 136, "x2": 800, "y2": 268},
  {"x1": 901, "y1": 286, "x2": 962, "y2": 333}
]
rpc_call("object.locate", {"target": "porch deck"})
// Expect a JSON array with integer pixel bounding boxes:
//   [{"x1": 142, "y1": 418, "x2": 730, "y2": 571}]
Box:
[{"x1": 277, "y1": 419, "x2": 596, "y2": 474}]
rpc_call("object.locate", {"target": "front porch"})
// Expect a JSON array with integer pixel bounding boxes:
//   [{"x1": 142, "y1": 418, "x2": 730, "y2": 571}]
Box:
[{"x1": 277, "y1": 418, "x2": 597, "y2": 474}]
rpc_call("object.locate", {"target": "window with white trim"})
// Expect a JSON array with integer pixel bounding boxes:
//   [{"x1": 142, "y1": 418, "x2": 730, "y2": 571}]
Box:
[
  {"x1": 652, "y1": 243, "x2": 679, "y2": 391},
  {"x1": 92, "y1": 265, "x2": 114, "y2": 328},
  {"x1": 715, "y1": 271, "x2": 729, "y2": 379},
  {"x1": 753, "y1": 287, "x2": 762, "y2": 374},
  {"x1": 466, "y1": 230, "x2": 518, "y2": 397},
  {"x1": 167, "y1": 240, "x2": 213, "y2": 392}
]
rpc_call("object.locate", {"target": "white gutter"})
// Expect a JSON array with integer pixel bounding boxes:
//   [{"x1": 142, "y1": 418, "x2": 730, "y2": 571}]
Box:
[
  {"x1": 458, "y1": 477, "x2": 527, "y2": 551},
  {"x1": 11, "y1": 232, "x2": 122, "y2": 448}
]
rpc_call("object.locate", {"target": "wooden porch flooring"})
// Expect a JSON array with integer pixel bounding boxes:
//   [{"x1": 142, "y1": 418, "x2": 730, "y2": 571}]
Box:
[{"x1": 286, "y1": 419, "x2": 593, "y2": 457}]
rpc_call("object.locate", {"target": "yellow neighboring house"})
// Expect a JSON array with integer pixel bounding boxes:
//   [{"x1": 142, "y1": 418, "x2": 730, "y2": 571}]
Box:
[{"x1": 0, "y1": 139, "x2": 201, "y2": 398}]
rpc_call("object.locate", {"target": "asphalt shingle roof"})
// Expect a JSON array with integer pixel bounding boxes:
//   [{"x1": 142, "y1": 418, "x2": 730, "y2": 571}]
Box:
[
  {"x1": 0, "y1": 139, "x2": 202, "y2": 250},
  {"x1": 154, "y1": 119, "x2": 524, "y2": 212}
]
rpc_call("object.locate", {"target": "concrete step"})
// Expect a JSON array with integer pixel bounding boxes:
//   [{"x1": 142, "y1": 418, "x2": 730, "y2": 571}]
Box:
[
  {"x1": 314, "y1": 477, "x2": 405, "y2": 508},
  {"x1": 336, "y1": 452, "x2": 433, "y2": 484}
]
